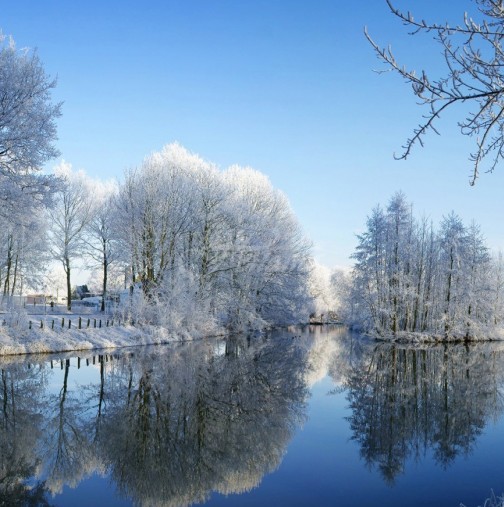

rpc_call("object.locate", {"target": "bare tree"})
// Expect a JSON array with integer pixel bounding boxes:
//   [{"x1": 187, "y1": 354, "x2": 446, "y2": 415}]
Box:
[
  {"x1": 84, "y1": 185, "x2": 119, "y2": 312},
  {"x1": 366, "y1": 1, "x2": 504, "y2": 184},
  {"x1": 48, "y1": 163, "x2": 93, "y2": 310}
]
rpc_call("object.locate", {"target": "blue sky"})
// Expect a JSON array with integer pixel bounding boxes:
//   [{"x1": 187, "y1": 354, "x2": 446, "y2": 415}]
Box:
[{"x1": 3, "y1": 0, "x2": 504, "y2": 269}]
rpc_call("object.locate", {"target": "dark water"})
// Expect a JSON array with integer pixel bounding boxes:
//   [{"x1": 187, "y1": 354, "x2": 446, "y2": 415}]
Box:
[{"x1": 1, "y1": 326, "x2": 503, "y2": 507}]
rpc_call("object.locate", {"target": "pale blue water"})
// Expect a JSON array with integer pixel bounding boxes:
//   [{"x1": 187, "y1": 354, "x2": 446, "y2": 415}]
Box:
[{"x1": 0, "y1": 327, "x2": 502, "y2": 507}]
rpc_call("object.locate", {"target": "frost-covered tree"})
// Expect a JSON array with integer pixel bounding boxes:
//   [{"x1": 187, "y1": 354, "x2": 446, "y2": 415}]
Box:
[
  {"x1": 366, "y1": 1, "x2": 504, "y2": 184},
  {"x1": 222, "y1": 165, "x2": 311, "y2": 328},
  {"x1": 0, "y1": 34, "x2": 62, "y2": 303},
  {"x1": 350, "y1": 205, "x2": 388, "y2": 332},
  {"x1": 83, "y1": 181, "x2": 119, "y2": 312},
  {"x1": 308, "y1": 262, "x2": 339, "y2": 320},
  {"x1": 330, "y1": 269, "x2": 351, "y2": 322},
  {"x1": 0, "y1": 34, "x2": 61, "y2": 211},
  {"x1": 115, "y1": 144, "x2": 312, "y2": 331},
  {"x1": 384, "y1": 192, "x2": 414, "y2": 333},
  {"x1": 0, "y1": 216, "x2": 49, "y2": 299},
  {"x1": 490, "y1": 251, "x2": 504, "y2": 326},
  {"x1": 48, "y1": 162, "x2": 93, "y2": 310},
  {"x1": 348, "y1": 193, "x2": 496, "y2": 338},
  {"x1": 438, "y1": 213, "x2": 469, "y2": 334},
  {"x1": 0, "y1": 34, "x2": 60, "y2": 175}
]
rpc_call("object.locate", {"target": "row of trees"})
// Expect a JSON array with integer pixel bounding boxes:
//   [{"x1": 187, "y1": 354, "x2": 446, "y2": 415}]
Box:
[
  {"x1": 1, "y1": 144, "x2": 313, "y2": 332},
  {"x1": 345, "y1": 192, "x2": 503, "y2": 338},
  {"x1": 0, "y1": 32, "x2": 319, "y2": 333}
]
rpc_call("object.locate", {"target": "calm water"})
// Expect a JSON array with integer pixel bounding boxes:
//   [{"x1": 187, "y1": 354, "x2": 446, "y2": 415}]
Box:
[{"x1": 1, "y1": 326, "x2": 503, "y2": 506}]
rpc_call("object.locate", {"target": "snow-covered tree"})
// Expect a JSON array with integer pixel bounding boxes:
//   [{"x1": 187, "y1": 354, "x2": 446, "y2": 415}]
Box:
[
  {"x1": 114, "y1": 144, "x2": 312, "y2": 331},
  {"x1": 83, "y1": 181, "x2": 120, "y2": 311},
  {"x1": 0, "y1": 35, "x2": 63, "y2": 303},
  {"x1": 348, "y1": 193, "x2": 496, "y2": 338},
  {"x1": 0, "y1": 34, "x2": 61, "y2": 213},
  {"x1": 48, "y1": 162, "x2": 94, "y2": 310},
  {"x1": 0, "y1": 34, "x2": 60, "y2": 175},
  {"x1": 308, "y1": 262, "x2": 339, "y2": 320},
  {"x1": 350, "y1": 205, "x2": 388, "y2": 332},
  {"x1": 438, "y1": 212, "x2": 469, "y2": 334},
  {"x1": 490, "y1": 251, "x2": 504, "y2": 326}
]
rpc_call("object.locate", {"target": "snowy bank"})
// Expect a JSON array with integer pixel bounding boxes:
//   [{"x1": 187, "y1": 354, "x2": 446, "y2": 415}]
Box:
[
  {"x1": 369, "y1": 327, "x2": 504, "y2": 344},
  {"x1": 0, "y1": 322, "x2": 198, "y2": 356}
]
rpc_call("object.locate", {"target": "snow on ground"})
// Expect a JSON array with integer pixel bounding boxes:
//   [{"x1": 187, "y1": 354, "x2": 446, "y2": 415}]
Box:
[{"x1": 0, "y1": 320, "x2": 183, "y2": 356}]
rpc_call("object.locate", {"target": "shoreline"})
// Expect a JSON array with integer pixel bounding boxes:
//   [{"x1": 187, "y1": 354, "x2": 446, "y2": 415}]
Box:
[
  {"x1": 369, "y1": 329, "x2": 504, "y2": 344},
  {"x1": 0, "y1": 322, "x2": 197, "y2": 357}
]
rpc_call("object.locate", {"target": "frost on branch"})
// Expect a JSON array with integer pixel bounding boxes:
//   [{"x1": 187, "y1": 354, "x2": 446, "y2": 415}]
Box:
[
  {"x1": 366, "y1": 0, "x2": 504, "y2": 184},
  {"x1": 0, "y1": 34, "x2": 61, "y2": 175}
]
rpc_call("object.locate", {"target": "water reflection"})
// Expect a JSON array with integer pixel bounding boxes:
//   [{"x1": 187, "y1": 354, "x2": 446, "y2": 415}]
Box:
[
  {"x1": 0, "y1": 333, "x2": 310, "y2": 506},
  {"x1": 344, "y1": 342, "x2": 504, "y2": 484},
  {"x1": 1, "y1": 328, "x2": 503, "y2": 505},
  {"x1": 0, "y1": 364, "x2": 54, "y2": 506}
]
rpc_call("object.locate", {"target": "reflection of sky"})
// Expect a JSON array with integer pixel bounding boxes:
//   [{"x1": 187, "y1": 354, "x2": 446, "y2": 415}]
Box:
[
  {"x1": 56, "y1": 474, "x2": 131, "y2": 507},
  {"x1": 205, "y1": 375, "x2": 504, "y2": 507},
  {"x1": 42, "y1": 356, "x2": 109, "y2": 395}
]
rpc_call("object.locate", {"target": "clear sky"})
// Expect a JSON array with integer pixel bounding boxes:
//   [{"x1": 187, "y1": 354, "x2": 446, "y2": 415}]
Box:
[{"x1": 3, "y1": 0, "x2": 504, "y2": 270}]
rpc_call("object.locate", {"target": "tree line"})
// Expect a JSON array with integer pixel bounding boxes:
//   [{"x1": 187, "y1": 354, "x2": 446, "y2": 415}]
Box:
[
  {"x1": 9, "y1": 27, "x2": 504, "y2": 340},
  {"x1": 4, "y1": 143, "x2": 313, "y2": 333}
]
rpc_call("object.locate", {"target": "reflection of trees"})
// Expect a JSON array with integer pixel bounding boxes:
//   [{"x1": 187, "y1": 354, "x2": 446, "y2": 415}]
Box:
[
  {"x1": 0, "y1": 335, "x2": 310, "y2": 506},
  {"x1": 0, "y1": 365, "x2": 53, "y2": 505},
  {"x1": 345, "y1": 342, "x2": 504, "y2": 484},
  {"x1": 2, "y1": 330, "x2": 504, "y2": 504},
  {"x1": 97, "y1": 336, "x2": 309, "y2": 507},
  {"x1": 40, "y1": 360, "x2": 101, "y2": 494}
]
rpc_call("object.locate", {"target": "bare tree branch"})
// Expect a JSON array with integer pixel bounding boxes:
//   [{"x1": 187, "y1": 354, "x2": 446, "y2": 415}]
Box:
[{"x1": 367, "y1": 1, "x2": 504, "y2": 184}]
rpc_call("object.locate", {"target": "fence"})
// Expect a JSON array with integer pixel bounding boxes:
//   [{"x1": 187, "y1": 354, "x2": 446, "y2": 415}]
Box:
[{"x1": 0, "y1": 317, "x2": 137, "y2": 330}]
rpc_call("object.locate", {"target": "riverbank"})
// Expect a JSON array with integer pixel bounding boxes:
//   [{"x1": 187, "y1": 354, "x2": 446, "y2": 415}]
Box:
[
  {"x1": 369, "y1": 327, "x2": 504, "y2": 344},
  {"x1": 0, "y1": 321, "x2": 188, "y2": 356}
]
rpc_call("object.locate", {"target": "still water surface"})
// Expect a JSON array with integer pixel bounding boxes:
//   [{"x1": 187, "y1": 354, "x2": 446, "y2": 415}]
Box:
[{"x1": 1, "y1": 326, "x2": 503, "y2": 506}]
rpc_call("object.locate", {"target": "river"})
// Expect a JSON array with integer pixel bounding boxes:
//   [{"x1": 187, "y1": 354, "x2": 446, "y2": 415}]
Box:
[{"x1": 0, "y1": 325, "x2": 503, "y2": 506}]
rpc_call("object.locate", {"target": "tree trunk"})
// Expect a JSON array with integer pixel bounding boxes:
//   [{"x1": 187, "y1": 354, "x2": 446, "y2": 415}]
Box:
[
  {"x1": 65, "y1": 256, "x2": 72, "y2": 311},
  {"x1": 444, "y1": 249, "x2": 454, "y2": 335},
  {"x1": 3, "y1": 236, "x2": 12, "y2": 298},
  {"x1": 10, "y1": 253, "x2": 18, "y2": 297},
  {"x1": 101, "y1": 249, "x2": 107, "y2": 313}
]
